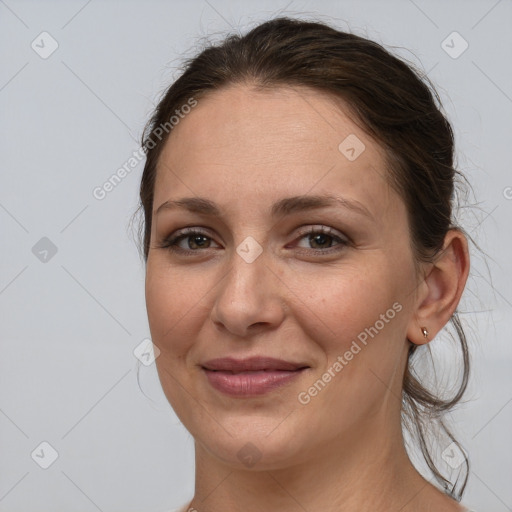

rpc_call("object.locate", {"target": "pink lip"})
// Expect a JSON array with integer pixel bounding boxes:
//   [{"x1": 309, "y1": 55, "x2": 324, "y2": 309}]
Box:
[{"x1": 201, "y1": 357, "x2": 309, "y2": 397}]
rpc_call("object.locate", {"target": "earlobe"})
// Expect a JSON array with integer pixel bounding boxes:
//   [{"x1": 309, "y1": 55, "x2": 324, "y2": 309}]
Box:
[{"x1": 407, "y1": 229, "x2": 470, "y2": 346}]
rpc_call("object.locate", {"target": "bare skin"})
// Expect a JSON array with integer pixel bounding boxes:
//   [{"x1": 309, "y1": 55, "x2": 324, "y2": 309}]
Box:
[{"x1": 144, "y1": 84, "x2": 470, "y2": 512}]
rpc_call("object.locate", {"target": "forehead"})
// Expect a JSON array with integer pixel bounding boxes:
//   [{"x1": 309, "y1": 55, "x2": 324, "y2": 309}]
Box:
[{"x1": 154, "y1": 84, "x2": 398, "y2": 223}]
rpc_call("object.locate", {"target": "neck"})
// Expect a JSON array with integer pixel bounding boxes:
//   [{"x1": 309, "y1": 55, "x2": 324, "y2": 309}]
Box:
[{"x1": 187, "y1": 412, "x2": 449, "y2": 511}]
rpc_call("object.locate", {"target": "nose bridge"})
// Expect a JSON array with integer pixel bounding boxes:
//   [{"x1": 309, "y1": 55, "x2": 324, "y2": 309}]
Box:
[
  {"x1": 220, "y1": 236, "x2": 269, "y2": 305},
  {"x1": 211, "y1": 235, "x2": 284, "y2": 335}
]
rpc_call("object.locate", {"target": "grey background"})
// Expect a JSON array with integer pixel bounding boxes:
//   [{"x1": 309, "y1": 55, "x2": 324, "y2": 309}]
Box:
[{"x1": 1, "y1": 0, "x2": 511, "y2": 511}]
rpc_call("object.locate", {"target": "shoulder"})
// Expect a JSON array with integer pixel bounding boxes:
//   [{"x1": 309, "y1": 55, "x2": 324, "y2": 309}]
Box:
[{"x1": 163, "y1": 504, "x2": 191, "y2": 512}]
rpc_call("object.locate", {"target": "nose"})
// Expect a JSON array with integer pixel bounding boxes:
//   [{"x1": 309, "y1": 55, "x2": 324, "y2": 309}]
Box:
[{"x1": 210, "y1": 245, "x2": 286, "y2": 338}]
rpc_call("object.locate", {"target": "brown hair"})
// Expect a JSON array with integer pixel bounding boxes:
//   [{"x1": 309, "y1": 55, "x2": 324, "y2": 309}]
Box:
[{"x1": 135, "y1": 16, "x2": 471, "y2": 500}]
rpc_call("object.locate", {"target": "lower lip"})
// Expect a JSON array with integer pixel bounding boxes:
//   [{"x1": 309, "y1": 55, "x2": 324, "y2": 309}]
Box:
[{"x1": 203, "y1": 368, "x2": 307, "y2": 397}]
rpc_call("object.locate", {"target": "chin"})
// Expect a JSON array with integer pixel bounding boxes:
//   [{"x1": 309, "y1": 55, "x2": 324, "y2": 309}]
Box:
[{"x1": 191, "y1": 414, "x2": 312, "y2": 471}]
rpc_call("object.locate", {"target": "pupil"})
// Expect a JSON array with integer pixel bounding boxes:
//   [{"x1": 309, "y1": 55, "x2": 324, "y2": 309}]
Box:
[
  {"x1": 192, "y1": 235, "x2": 208, "y2": 248},
  {"x1": 311, "y1": 233, "x2": 330, "y2": 248}
]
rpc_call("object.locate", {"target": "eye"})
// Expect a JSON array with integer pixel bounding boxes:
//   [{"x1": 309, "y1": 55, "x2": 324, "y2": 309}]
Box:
[
  {"x1": 156, "y1": 225, "x2": 348, "y2": 255},
  {"x1": 292, "y1": 225, "x2": 348, "y2": 253},
  {"x1": 157, "y1": 228, "x2": 220, "y2": 253}
]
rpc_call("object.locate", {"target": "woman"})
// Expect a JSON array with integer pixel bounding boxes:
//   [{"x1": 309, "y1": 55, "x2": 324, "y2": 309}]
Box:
[{"x1": 136, "y1": 17, "x2": 477, "y2": 512}]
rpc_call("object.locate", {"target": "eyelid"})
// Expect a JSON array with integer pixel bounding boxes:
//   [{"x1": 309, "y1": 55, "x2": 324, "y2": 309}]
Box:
[
  {"x1": 293, "y1": 224, "x2": 349, "y2": 243},
  {"x1": 289, "y1": 225, "x2": 350, "y2": 254},
  {"x1": 165, "y1": 227, "x2": 221, "y2": 250}
]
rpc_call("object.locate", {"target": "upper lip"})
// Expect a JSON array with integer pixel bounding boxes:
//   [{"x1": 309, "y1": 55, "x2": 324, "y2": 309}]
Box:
[{"x1": 201, "y1": 357, "x2": 309, "y2": 372}]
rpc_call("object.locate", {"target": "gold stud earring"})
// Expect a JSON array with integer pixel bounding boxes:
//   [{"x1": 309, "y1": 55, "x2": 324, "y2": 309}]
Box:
[{"x1": 421, "y1": 327, "x2": 429, "y2": 339}]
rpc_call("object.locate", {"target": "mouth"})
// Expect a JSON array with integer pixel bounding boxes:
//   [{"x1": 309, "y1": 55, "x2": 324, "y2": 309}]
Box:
[
  {"x1": 201, "y1": 357, "x2": 310, "y2": 397},
  {"x1": 202, "y1": 356, "x2": 309, "y2": 373}
]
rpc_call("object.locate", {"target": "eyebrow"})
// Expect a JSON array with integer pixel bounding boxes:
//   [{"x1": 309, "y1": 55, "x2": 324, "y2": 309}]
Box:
[{"x1": 155, "y1": 194, "x2": 373, "y2": 220}]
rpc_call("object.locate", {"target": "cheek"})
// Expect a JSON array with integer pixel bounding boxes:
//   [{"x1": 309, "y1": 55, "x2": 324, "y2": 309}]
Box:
[
  {"x1": 292, "y1": 262, "x2": 405, "y2": 352},
  {"x1": 145, "y1": 263, "x2": 204, "y2": 356},
  {"x1": 293, "y1": 267, "x2": 410, "y2": 428},
  {"x1": 145, "y1": 264, "x2": 206, "y2": 419}
]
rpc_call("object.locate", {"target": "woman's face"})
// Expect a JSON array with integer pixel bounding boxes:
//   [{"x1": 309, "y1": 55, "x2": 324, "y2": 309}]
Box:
[{"x1": 145, "y1": 84, "x2": 421, "y2": 469}]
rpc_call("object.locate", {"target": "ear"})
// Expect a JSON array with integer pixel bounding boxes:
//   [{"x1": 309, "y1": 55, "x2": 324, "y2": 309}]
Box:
[{"x1": 406, "y1": 229, "x2": 470, "y2": 345}]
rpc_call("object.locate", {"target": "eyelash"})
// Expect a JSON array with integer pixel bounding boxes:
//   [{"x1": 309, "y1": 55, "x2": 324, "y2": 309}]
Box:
[{"x1": 157, "y1": 226, "x2": 349, "y2": 256}]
